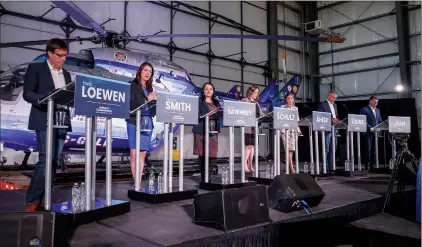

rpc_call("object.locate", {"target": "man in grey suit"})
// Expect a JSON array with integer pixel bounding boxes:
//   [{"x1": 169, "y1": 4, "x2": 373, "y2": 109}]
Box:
[{"x1": 316, "y1": 91, "x2": 339, "y2": 170}]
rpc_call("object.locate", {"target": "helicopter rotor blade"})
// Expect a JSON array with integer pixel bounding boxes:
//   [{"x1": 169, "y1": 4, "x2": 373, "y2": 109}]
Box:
[
  {"x1": 51, "y1": 1, "x2": 107, "y2": 36},
  {"x1": 135, "y1": 33, "x2": 345, "y2": 43},
  {"x1": 0, "y1": 37, "x2": 92, "y2": 49}
]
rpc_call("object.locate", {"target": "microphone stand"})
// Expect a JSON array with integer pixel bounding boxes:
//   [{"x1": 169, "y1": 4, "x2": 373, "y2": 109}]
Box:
[
  {"x1": 200, "y1": 106, "x2": 221, "y2": 183},
  {"x1": 131, "y1": 101, "x2": 155, "y2": 192}
]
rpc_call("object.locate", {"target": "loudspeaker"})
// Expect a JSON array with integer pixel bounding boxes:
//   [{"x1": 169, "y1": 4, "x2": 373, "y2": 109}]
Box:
[
  {"x1": 193, "y1": 185, "x2": 271, "y2": 231},
  {"x1": 0, "y1": 212, "x2": 57, "y2": 247},
  {"x1": 268, "y1": 173, "x2": 325, "y2": 212}
]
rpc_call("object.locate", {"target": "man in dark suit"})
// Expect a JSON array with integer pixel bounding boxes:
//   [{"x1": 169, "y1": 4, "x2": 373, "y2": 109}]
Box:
[
  {"x1": 316, "y1": 90, "x2": 339, "y2": 170},
  {"x1": 359, "y1": 96, "x2": 382, "y2": 170},
  {"x1": 23, "y1": 38, "x2": 72, "y2": 211}
]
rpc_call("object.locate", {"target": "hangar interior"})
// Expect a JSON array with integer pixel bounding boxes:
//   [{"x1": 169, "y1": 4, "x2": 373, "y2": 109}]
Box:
[{"x1": 0, "y1": 1, "x2": 420, "y2": 166}]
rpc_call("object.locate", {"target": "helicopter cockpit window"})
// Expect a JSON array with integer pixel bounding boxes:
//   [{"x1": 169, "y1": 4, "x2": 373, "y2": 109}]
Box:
[{"x1": 0, "y1": 64, "x2": 27, "y2": 102}]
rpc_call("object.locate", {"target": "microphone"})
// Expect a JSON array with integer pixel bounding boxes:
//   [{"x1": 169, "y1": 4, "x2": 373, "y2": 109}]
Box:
[
  {"x1": 155, "y1": 74, "x2": 170, "y2": 92},
  {"x1": 303, "y1": 104, "x2": 313, "y2": 112},
  {"x1": 341, "y1": 103, "x2": 350, "y2": 113}
]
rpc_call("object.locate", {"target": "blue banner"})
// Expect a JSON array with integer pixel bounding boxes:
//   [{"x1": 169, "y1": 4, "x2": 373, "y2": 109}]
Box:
[{"x1": 74, "y1": 73, "x2": 130, "y2": 119}]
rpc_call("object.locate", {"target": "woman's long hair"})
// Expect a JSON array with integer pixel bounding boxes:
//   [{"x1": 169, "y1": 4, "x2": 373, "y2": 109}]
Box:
[
  {"x1": 201, "y1": 82, "x2": 220, "y2": 107},
  {"x1": 135, "y1": 62, "x2": 154, "y2": 92},
  {"x1": 246, "y1": 85, "x2": 260, "y2": 102}
]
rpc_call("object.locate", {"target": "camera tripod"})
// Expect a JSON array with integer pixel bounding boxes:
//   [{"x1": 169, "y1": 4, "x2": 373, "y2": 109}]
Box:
[{"x1": 382, "y1": 134, "x2": 418, "y2": 212}]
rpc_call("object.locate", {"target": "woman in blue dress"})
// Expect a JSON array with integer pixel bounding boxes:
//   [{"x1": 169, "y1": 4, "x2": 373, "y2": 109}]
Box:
[{"x1": 127, "y1": 62, "x2": 157, "y2": 189}]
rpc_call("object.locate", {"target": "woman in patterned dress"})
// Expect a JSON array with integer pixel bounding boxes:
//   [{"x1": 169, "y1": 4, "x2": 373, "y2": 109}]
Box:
[
  {"x1": 192, "y1": 83, "x2": 221, "y2": 182},
  {"x1": 281, "y1": 92, "x2": 301, "y2": 174}
]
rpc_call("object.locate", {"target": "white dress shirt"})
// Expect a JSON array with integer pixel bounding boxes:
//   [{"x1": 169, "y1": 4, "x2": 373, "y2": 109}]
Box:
[
  {"x1": 47, "y1": 60, "x2": 67, "y2": 109},
  {"x1": 370, "y1": 106, "x2": 376, "y2": 118},
  {"x1": 326, "y1": 99, "x2": 337, "y2": 119},
  {"x1": 47, "y1": 60, "x2": 66, "y2": 89}
]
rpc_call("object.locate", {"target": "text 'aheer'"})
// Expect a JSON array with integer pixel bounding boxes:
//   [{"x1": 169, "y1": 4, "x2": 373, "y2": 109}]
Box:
[
  {"x1": 316, "y1": 116, "x2": 329, "y2": 123},
  {"x1": 81, "y1": 81, "x2": 125, "y2": 103}
]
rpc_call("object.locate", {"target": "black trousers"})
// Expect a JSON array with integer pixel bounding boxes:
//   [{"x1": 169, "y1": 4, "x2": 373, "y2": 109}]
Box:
[
  {"x1": 364, "y1": 133, "x2": 376, "y2": 170},
  {"x1": 198, "y1": 156, "x2": 216, "y2": 182}
]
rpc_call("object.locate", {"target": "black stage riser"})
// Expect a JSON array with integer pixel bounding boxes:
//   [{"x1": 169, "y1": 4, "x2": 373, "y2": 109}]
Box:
[
  {"x1": 128, "y1": 189, "x2": 198, "y2": 204},
  {"x1": 335, "y1": 170, "x2": 369, "y2": 177},
  {"x1": 199, "y1": 181, "x2": 257, "y2": 191}
]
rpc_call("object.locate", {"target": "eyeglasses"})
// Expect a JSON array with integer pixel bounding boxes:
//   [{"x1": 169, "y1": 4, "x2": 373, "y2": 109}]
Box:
[{"x1": 54, "y1": 52, "x2": 67, "y2": 58}]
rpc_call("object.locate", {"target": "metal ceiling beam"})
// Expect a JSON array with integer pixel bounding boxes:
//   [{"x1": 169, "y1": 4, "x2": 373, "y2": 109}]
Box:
[
  {"x1": 395, "y1": 1, "x2": 412, "y2": 98},
  {"x1": 318, "y1": 64, "x2": 398, "y2": 78},
  {"x1": 336, "y1": 89, "x2": 421, "y2": 99},
  {"x1": 319, "y1": 32, "x2": 420, "y2": 55},
  {"x1": 277, "y1": 2, "x2": 301, "y2": 14},
  {"x1": 148, "y1": 1, "x2": 263, "y2": 35},
  {"x1": 318, "y1": 52, "x2": 399, "y2": 68},
  {"x1": 305, "y1": 2, "x2": 319, "y2": 102},
  {"x1": 317, "y1": 1, "x2": 350, "y2": 11},
  {"x1": 268, "y1": 1, "x2": 279, "y2": 82},
  {"x1": 278, "y1": 44, "x2": 308, "y2": 56},
  {"x1": 277, "y1": 20, "x2": 301, "y2": 32},
  {"x1": 243, "y1": 1, "x2": 266, "y2": 11},
  {"x1": 0, "y1": 8, "x2": 92, "y2": 32},
  {"x1": 329, "y1": 5, "x2": 421, "y2": 30},
  {"x1": 319, "y1": 37, "x2": 397, "y2": 55}
]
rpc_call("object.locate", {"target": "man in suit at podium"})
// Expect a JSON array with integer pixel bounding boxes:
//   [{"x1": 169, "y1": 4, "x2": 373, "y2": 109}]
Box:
[
  {"x1": 316, "y1": 91, "x2": 339, "y2": 171},
  {"x1": 23, "y1": 38, "x2": 72, "y2": 211},
  {"x1": 359, "y1": 96, "x2": 382, "y2": 170}
]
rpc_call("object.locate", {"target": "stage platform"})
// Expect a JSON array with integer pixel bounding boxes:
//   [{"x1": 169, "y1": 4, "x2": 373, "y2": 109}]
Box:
[
  {"x1": 0, "y1": 173, "x2": 417, "y2": 247},
  {"x1": 347, "y1": 213, "x2": 421, "y2": 247}
]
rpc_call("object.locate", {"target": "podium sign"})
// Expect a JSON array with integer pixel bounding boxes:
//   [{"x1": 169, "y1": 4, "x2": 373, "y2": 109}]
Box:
[
  {"x1": 348, "y1": 114, "x2": 367, "y2": 132},
  {"x1": 273, "y1": 107, "x2": 298, "y2": 130},
  {"x1": 223, "y1": 100, "x2": 256, "y2": 127},
  {"x1": 388, "y1": 116, "x2": 411, "y2": 133},
  {"x1": 156, "y1": 92, "x2": 199, "y2": 125},
  {"x1": 312, "y1": 111, "x2": 331, "y2": 131},
  {"x1": 74, "y1": 73, "x2": 130, "y2": 119}
]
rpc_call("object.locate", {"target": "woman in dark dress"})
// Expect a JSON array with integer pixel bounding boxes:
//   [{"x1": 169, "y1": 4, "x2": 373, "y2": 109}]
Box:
[{"x1": 192, "y1": 83, "x2": 221, "y2": 182}]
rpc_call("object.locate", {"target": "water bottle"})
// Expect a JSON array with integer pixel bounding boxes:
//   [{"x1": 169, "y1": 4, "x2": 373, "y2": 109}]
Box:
[
  {"x1": 265, "y1": 165, "x2": 271, "y2": 178},
  {"x1": 157, "y1": 173, "x2": 163, "y2": 194},
  {"x1": 221, "y1": 167, "x2": 226, "y2": 184},
  {"x1": 71, "y1": 183, "x2": 80, "y2": 212},
  {"x1": 148, "y1": 173, "x2": 155, "y2": 193},
  {"x1": 389, "y1": 159, "x2": 395, "y2": 169},
  {"x1": 310, "y1": 162, "x2": 315, "y2": 175},
  {"x1": 270, "y1": 164, "x2": 275, "y2": 178},
  {"x1": 79, "y1": 182, "x2": 86, "y2": 211}
]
